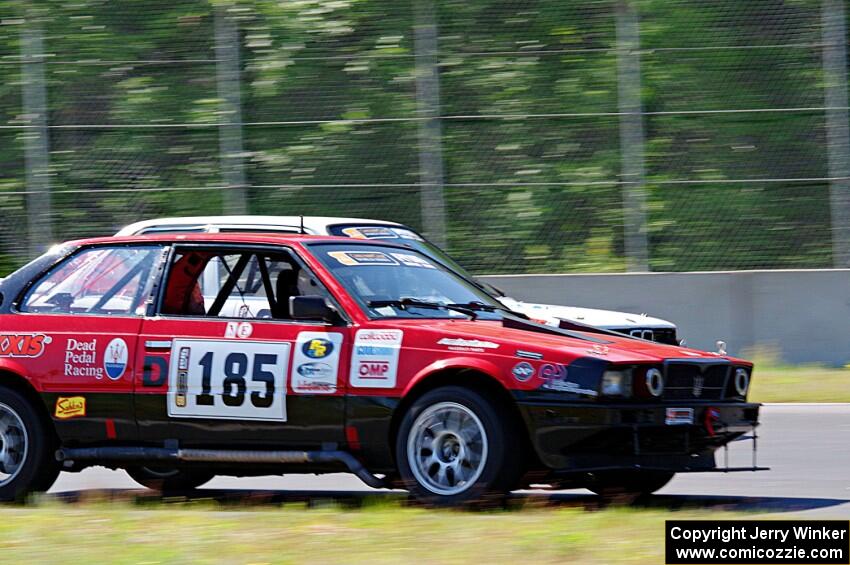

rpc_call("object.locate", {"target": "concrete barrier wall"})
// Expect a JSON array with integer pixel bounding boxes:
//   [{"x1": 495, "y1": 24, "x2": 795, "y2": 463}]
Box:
[{"x1": 479, "y1": 270, "x2": 850, "y2": 366}]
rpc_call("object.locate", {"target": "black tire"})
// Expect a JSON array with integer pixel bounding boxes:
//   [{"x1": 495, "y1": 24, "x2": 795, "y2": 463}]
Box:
[
  {"x1": 126, "y1": 466, "x2": 214, "y2": 493},
  {"x1": 395, "y1": 386, "x2": 523, "y2": 507},
  {"x1": 587, "y1": 470, "x2": 675, "y2": 500},
  {"x1": 0, "y1": 386, "x2": 59, "y2": 502}
]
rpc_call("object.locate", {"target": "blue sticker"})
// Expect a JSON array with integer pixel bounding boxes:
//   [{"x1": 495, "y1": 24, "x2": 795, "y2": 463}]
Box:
[
  {"x1": 512, "y1": 361, "x2": 535, "y2": 382},
  {"x1": 103, "y1": 338, "x2": 128, "y2": 380}
]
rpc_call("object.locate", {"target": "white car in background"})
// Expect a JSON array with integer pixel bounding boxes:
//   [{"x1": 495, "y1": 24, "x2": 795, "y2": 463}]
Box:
[{"x1": 117, "y1": 216, "x2": 679, "y2": 344}]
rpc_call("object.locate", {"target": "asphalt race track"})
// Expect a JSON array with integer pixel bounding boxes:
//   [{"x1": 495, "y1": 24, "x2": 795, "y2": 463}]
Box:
[{"x1": 49, "y1": 405, "x2": 850, "y2": 516}]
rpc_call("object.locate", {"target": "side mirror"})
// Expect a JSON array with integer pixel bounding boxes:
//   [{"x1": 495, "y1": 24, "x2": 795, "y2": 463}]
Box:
[{"x1": 290, "y1": 295, "x2": 340, "y2": 323}]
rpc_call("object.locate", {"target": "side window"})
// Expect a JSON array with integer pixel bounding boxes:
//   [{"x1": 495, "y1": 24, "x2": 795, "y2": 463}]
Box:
[
  {"x1": 159, "y1": 247, "x2": 333, "y2": 320},
  {"x1": 21, "y1": 245, "x2": 163, "y2": 316}
]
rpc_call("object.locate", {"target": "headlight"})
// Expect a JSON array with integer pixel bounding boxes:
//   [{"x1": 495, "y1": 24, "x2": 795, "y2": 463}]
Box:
[
  {"x1": 734, "y1": 368, "x2": 750, "y2": 396},
  {"x1": 645, "y1": 368, "x2": 664, "y2": 397},
  {"x1": 601, "y1": 370, "x2": 631, "y2": 397}
]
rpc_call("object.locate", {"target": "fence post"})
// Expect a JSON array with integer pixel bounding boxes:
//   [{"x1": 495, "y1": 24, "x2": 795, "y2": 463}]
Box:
[
  {"x1": 615, "y1": 0, "x2": 649, "y2": 272},
  {"x1": 214, "y1": 4, "x2": 248, "y2": 215},
  {"x1": 413, "y1": 0, "x2": 447, "y2": 248},
  {"x1": 20, "y1": 12, "x2": 52, "y2": 256},
  {"x1": 822, "y1": 0, "x2": 850, "y2": 268}
]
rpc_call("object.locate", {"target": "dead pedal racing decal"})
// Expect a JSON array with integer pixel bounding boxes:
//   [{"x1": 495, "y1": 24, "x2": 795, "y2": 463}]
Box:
[
  {"x1": 0, "y1": 333, "x2": 51, "y2": 358},
  {"x1": 55, "y1": 396, "x2": 86, "y2": 419},
  {"x1": 437, "y1": 338, "x2": 499, "y2": 352},
  {"x1": 539, "y1": 364, "x2": 598, "y2": 397},
  {"x1": 64, "y1": 337, "x2": 128, "y2": 380},
  {"x1": 350, "y1": 329, "x2": 403, "y2": 388},
  {"x1": 291, "y1": 332, "x2": 343, "y2": 394},
  {"x1": 168, "y1": 339, "x2": 290, "y2": 422}
]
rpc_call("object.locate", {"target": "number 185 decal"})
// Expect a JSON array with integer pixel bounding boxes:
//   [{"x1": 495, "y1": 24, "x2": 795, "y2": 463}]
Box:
[{"x1": 167, "y1": 339, "x2": 290, "y2": 422}]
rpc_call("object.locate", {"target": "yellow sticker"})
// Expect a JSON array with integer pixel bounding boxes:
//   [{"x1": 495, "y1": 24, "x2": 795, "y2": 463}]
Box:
[{"x1": 55, "y1": 396, "x2": 86, "y2": 419}]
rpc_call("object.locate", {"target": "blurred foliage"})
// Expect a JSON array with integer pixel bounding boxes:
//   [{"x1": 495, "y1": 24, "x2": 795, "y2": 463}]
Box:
[{"x1": 0, "y1": 0, "x2": 840, "y2": 274}]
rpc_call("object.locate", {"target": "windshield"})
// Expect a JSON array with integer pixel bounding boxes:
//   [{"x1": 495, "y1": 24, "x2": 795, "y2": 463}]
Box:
[
  {"x1": 325, "y1": 224, "x2": 504, "y2": 292},
  {"x1": 310, "y1": 243, "x2": 504, "y2": 320}
]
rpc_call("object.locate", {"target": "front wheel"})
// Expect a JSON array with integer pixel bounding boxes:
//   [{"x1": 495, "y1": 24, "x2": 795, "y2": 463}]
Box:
[
  {"x1": 587, "y1": 470, "x2": 675, "y2": 500},
  {"x1": 0, "y1": 386, "x2": 59, "y2": 502},
  {"x1": 395, "y1": 386, "x2": 522, "y2": 507},
  {"x1": 126, "y1": 466, "x2": 214, "y2": 493}
]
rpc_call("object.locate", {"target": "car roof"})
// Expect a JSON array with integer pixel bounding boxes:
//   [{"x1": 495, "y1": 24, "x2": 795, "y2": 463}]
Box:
[
  {"x1": 67, "y1": 232, "x2": 399, "y2": 248},
  {"x1": 115, "y1": 215, "x2": 407, "y2": 236}
]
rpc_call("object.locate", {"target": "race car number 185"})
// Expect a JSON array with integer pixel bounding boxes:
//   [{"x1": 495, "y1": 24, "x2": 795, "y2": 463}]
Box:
[{"x1": 167, "y1": 339, "x2": 290, "y2": 422}]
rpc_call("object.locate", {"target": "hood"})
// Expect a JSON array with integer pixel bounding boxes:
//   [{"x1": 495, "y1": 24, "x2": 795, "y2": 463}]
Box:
[
  {"x1": 386, "y1": 317, "x2": 744, "y2": 365},
  {"x1": 497, "y1": 297, "x2": 676, "y2": 330}
]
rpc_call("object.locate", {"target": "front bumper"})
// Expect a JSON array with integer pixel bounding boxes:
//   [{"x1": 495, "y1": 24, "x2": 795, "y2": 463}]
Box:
[{"x1": 517, "y1": 400, "x2": 762, "y2": 473}]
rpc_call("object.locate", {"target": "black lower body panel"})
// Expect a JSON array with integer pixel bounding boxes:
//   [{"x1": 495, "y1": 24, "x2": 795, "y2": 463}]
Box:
[{"x1": 517, "y1": 400, "x2": 760, "y2": 473}]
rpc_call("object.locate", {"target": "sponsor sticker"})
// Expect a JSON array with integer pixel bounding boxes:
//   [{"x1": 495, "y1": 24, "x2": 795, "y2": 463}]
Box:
[
  {"x1": 587, "y1": 344, "x2": 610, "y2": 356},
  {"x1": 328, "y1": 251, "x2": 398, "y2": 266},
  {"x1": 350, "y1": 329, "x2": 403, "y2": 388},
  {"x1": 391, "y1": 228, "x2": 424, "y2": 241},
  {"x1": 515, "y1": 350, "x2": 544, "y2": 360},
  {"x1": 55, "y1": 396, "x2": 86, "y2": 419},
  {"x1": 176, "y1": 346, "x2": 191, "y2": 408},
  {"x1": 391, "y1": 253, "x2": 437, "y2": 269},
  {"x1": 665, "y1": 407, "x2": 694, "y2": 426},
  {"x1": 341, "y1": 226, "x2": 398, "y2": 240},
  {"x1": 225, "y1": 321, "x2": 253, "y2": 339},
  {"x1": 292, "y1": 332, "x2": 343, "y2": 394},
  {"x1": 65, "y1": 338, "x2": 128, "y2": 380},
  {"x1": 0, "y1": 333, "x2": 51, "y2": 358},
  {"x1": 437, "y1": 338, "x2": 499, "y2": 352},
  {"x1": 103, "y1": 338, "x2": 128, "y2": 380},
  {"x1": 511, "y1": 361, "x2": 535, "y2": 382},
  {"x1": 539, "y1": 363, "x2": 599, "y2": 396}
]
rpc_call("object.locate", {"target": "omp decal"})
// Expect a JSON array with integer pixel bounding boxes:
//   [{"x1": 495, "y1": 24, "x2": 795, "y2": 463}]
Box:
[
  {"x1": 291, "y1": 332, "x2": 343, "y2": 394},
  {"x1": 328, "y1": 251, "x2": 398, "y2": 266},
  {"x1": 103, "y1": 338, "x2": 129, "y2": 381},
  {"x1": 390, "y1": 253, "x2": 436, "y2": 269},
  {"x1": 437, "y1": 338, "x2": 499, "y2": 352},
  {"x1": 341, "y1": 226, "x2": 398, "y2": 239},
  {"x1": 224, "y1": 321, "x2": 253, "y2": 339},
  {"x1": 539, "y1": 363, "x2": 598, "y2": 396},
  {"x1": 167, "y1": 339, "x2": 290, "y2": 422},
  {"x1": 511, "y1": 361, "x2": 535, "y2": 382},
  {"x1": 586, "y1": 344, "x2": 610, "y2": 356},
  {"x1": 0, "y1": 333, "x2": 51, "y2": 358},
  {"x1": 55, "y1": 396, "x2": 86, "y2": 420},
  {"x1": 350, "y1": 329, "x2": 403, "y2": 389}
]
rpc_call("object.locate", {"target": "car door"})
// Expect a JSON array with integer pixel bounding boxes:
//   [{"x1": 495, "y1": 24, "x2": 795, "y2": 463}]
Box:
[
  {"x1": 14, "y1": 243, "x2": 166, "y2": 442},
  {"x1": 134, "y1": 243, "x2": 349, "y2": 448}
]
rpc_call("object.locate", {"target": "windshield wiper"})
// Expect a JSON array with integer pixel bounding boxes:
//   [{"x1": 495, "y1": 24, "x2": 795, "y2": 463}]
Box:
[
  {"x1": 368, "y1": 298, "x2": 477, "y2": 320},
  {"x1": 448, "y1": 301, "x2": 528, "y2": 319}
]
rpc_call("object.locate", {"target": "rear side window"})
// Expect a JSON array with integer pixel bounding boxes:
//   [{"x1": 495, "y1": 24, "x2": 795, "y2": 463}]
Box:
[{"x1": 21, "y1": 246, "x2": 164, "y2": 316}]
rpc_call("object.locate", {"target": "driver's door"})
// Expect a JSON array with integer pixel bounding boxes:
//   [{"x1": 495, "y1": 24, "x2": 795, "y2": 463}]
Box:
[{"x1": 134, "y1": 244, "x2": 349, "y2": 448}]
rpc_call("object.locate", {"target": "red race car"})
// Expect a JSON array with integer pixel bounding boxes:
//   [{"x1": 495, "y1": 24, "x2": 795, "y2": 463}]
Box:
[{"x1": 0, "y1": 233, "x2": 763, "y2": 505}]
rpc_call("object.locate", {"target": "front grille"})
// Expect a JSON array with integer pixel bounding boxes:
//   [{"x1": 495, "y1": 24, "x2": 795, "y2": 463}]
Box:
[{"x1": 664, "y1": 362, "x2": 729, "y2": 400}]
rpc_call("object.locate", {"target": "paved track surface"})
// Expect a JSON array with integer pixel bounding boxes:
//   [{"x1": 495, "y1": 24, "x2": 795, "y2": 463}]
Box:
[{"x1": 48, "y1": 405, "x2": 850, "y2": 516}]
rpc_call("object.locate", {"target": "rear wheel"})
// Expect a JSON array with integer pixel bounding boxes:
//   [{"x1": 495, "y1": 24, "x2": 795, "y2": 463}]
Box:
[
  {"x1": 587, "y1": 470, "x2": 674, "y2": 500},
  {"x1": 0, "y1": 386, "x2": 59, "y2": 502},
  {"x1": 126, "y1": 466, "x2": 214, "y2": 493},
  {"x1": 396, "y1": 386, "x2": 522, "y2": 507}
]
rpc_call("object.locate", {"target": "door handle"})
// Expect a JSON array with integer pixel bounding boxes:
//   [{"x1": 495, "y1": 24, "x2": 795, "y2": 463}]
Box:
[{"x1": 144, "y1": 340, "x2": 173, "y2": 351}]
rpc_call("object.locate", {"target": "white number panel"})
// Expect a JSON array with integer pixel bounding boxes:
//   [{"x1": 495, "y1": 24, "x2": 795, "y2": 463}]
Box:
[{"x1": 168, "y1": 339, "x2": 290, "y2": 422}]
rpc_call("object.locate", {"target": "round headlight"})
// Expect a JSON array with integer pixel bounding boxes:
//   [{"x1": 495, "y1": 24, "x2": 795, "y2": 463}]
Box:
[
  {"x1": 645, "y1": 368, "x2": 664, "y2": 397},
  {"x1": 734, "y1": 368, "x2": 750, "y2": 396}
]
